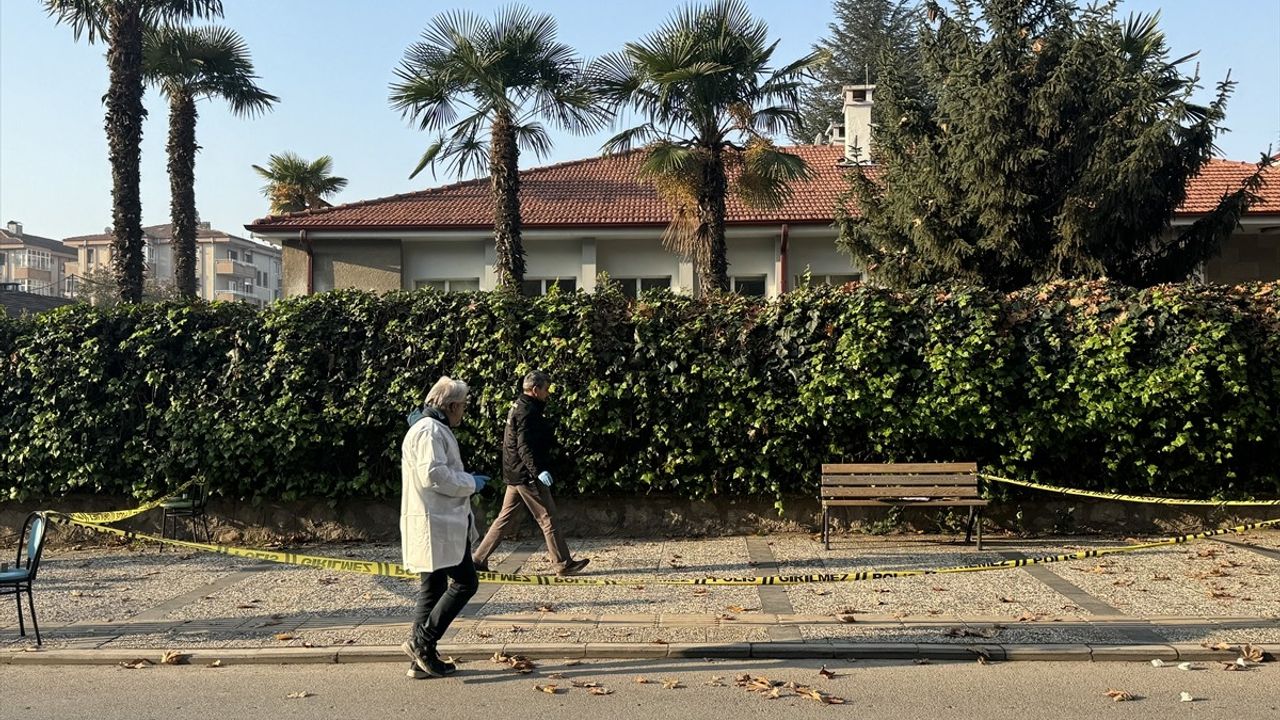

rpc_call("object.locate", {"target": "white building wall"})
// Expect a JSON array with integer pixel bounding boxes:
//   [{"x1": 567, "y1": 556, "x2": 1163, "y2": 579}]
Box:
[
  {"x1": 726, "y1": 234, "x2": 777, "y2": 296},
  {"x1": 402, "y1": 240, "x2": 486, "y2": 289},
  {"x1": 523, "y1": 238, "x2": 583, "y2": 285},
  {"x1": 788, "y1": 233, "x2": 861, "y2": 286},
  {"x1": 596, "y1": 236, "x2": 683, "y2": 291}
]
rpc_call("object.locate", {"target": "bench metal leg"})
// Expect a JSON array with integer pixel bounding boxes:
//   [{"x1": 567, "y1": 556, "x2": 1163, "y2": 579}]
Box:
[
  {"x1": 964, "y1": 506, "x2": 975, "y2": 544},
  {"x1": 822, "y1": 507, "x2": 830, "y2": 550},
  {"x1": 976, "y1": 509, "x2": 983, "y2": 552}
]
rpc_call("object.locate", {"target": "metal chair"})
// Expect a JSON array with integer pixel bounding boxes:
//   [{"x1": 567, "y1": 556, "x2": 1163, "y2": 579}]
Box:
[
  {"x1": 160, "y1": 481, "x2": 210, "y2": 546},
  {"x1": 2, "y1": 512, "x2": 48, "y2": 645}
]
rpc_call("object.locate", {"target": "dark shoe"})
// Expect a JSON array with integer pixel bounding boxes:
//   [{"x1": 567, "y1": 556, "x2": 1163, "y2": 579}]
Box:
[
  {"x1": 400, "y1": 640, "x2": 451, "y2": 678},
  {"x1": 473, "y1": 558, "x2": 491, "y2": 573},
  {"x1": 558, "y1": 558, "x2": 590, "y2": 576}
]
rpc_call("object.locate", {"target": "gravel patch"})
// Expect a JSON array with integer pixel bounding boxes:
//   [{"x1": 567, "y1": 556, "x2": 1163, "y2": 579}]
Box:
[
  {"x1": 1054, "y1": 544, "x2": 1280, "y2": 617},
  {"x1": 479, "y1": 538, "x2": 760, "y2": 616}
]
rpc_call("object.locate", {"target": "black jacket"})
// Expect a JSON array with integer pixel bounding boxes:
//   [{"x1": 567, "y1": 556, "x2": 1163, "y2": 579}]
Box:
[{"x1": 502, "y1": 393, "x2": 554, "y2": 486}]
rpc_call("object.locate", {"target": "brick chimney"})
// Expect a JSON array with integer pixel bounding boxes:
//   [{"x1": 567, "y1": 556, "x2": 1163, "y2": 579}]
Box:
[
  {"x1": 841, "y1": 84, "x2": 875, "y2": 164},
  {"x1": 6, "y1": 220, "x2": 22, "y2": 237}
]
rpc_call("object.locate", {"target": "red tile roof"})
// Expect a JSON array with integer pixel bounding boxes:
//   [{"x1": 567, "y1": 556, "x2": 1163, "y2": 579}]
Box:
[{"x1": 245, "y1": 146, "x2": 1280, "y2": 232}]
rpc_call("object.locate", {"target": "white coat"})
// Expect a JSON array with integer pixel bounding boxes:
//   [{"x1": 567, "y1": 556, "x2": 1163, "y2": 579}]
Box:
[{"x1": 400, "y1": 413, "x2": 478, "y2": 574}]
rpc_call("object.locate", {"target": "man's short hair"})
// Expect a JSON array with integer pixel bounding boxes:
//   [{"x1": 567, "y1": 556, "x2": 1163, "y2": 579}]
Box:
[
  {"x1": 426, "y1": 376, "x2": 469, "y2": 407},
  {"x1": 522, "y1": 370, "x2": 550, "y2": 392}
]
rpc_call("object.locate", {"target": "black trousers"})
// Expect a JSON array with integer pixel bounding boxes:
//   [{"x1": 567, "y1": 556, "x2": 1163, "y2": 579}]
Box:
[{"x1": 411, "y1": 541, "x2": 479, "y2": 646}]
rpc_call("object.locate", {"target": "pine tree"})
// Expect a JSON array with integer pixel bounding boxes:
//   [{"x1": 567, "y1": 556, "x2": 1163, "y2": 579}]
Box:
[
  {"x1": 790, "y1": 0, "x2": 919, "y2": 145},
  {"x1": 838, "y1": 0, "x2": 1274, "y2": 290}
]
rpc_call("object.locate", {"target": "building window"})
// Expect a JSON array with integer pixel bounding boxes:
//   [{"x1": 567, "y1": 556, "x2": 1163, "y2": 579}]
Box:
[
  {"x1": 244, "y1": 250, "x2": 254, "y2": 263},
  {"x1": 795, "y1": 272, "x2": 861, "y2": 288},
  {"x1": 0, "y1": 251, "x2": 6, "y2": 268},
  {"x1": 64, "y1": 276, "x2": 79, "y2": 296},
  {"x1": 730, "y1": 274, "x2": 767, "y2": 296},
  {"x1": 415, "y1": 278, "x2": 481, "y2": 293},
  {"x1": 16, "y1": 249, "x2": 52, "y2": 271},
  {"x1": 227, "y1": 249, "x2": 238, "y2": 261},
  {"x1": 614, "y1": 276, "x2": 672, "y2": 299},
  {"x1": 521, "y1": 277, "x2": 576, "y2": 296},
  {"x1": 84, "y1": 248, "x2": 95, "y2": 266}
]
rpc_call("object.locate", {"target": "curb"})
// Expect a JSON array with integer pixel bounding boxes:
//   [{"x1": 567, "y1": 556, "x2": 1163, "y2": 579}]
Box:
[{"x1": 0, "y1": 642, "x2": 1246, "y2": 666}]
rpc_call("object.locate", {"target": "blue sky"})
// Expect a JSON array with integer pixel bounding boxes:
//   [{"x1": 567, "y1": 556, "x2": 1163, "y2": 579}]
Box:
[{"x1": 1, "y1": 0, "x2": 1278, "y2": 240}]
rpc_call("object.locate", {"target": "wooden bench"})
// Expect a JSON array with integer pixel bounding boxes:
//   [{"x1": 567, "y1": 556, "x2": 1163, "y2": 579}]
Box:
[{"x1": 820, "y1": 462, "x2": 987, "y2": 550}]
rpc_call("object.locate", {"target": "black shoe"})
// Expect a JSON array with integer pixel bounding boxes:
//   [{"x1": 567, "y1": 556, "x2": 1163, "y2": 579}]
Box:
[
  {"x1": 474, "y1": 559, "x2": 491, "y2": 573},
  {"x1": 400, "y1": 640, "x2": 452, "y2": 678},
  {"x1": 558, "y1": 558, "x2": 590, "y2": 576}
]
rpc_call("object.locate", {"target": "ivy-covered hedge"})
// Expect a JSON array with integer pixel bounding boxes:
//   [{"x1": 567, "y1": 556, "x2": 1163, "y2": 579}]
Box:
[{"x1": 2, "y1": 280, "x2": 1278, "y2": 504}]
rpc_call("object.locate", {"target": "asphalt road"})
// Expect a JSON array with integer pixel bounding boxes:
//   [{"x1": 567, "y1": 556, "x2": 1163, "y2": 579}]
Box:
[{"x1": 1, "y1": 657, "x2": 1276, "y2": 719}]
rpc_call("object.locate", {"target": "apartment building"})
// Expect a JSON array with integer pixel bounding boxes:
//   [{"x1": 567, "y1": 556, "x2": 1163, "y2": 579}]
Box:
[
  {"x1": 0, "y1": 221, "x2": 77, "y2": 297},
  {"x1": 64, "y1": 222, "x2": 283, "y2": 306}
]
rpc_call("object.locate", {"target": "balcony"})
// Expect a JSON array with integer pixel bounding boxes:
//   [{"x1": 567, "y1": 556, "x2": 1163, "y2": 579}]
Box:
[
  {"x1": 215, "y1": 259, "x2": 256, "y2": 278},
  {"x1": 214, "y1": 288, "x2": 260, "y2": 303},
  {"x1": 10, "y1": 266, "x2": 52, "y2": 281}
]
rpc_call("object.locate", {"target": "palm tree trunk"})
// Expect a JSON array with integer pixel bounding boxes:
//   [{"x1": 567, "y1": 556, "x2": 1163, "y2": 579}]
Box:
[
  {"x1": 168, "y1": 91, "x2": 199, "y2": 300},
  {"x1": 698, "y1": 148, "x2": 730, "y2": 292},
  {"x1": 106, "y1": 0, "x2": 147, "y2": 303},
  {"x1": 489, "y1": 110, "x2": 526, "y2": 291}
]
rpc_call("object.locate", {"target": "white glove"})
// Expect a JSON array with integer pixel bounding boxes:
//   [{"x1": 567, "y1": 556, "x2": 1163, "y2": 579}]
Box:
[{"x1": 537, "y1": 471, "x2": 553, "y2": 487}]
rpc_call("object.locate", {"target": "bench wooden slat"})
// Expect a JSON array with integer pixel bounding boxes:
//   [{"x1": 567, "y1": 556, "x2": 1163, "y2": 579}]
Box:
[
  {"x1": 822, "y1": 462, "x2": 977, "y2": 473},
  {"x1": 823, "y1": 499, "x2": 989, "y2": 507},
  {"x1": 821, "y1": 474, "x2": 977, "y2": 486},
  {"x1": 822, "y1": 486, "x2": 979, "y2": 498}
]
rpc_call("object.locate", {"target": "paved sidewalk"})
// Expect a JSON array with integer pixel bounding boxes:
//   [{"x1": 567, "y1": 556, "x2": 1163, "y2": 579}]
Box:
[{"x1": 4, "y1": 529, "x2": 1279, "y2": 662}]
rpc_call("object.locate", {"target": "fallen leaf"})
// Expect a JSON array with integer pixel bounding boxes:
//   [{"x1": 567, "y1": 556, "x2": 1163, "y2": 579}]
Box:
[
  {"x1": 704, "y1": 676, "x2": 726, "y2": 687},
  {"x1": 568, "y1": 679, "x2": 598, "y2": 688},
  {"x1": 818, "y1": 665, "x2": 837, "y2": 679},
  {"x1": 534, "y1": 684, "x2": 562, "y2": 695},
  {"x1": 510, "y1": 625, "x2": 527, "y2": 633},
  {"x1": 634, "y1": 676, "x2": 653, "y2": 684},
  {"x1": 1015, "y1": 612, "x2": 1039, "y2": 622},
  {"x1": 835, "y1": 614, "x2": 858, "y2": 624},
  {"x1": 207, "y1": 659, "x2": 223, "y2": 668},
  {"x1": 662, "y1": 678, "x2": 684, "y2": 689},
  {"x1": 1201, "y1": 642, "x2": 1234, "y2": 651},
  {"x1": 476, "y1": 632, "x2": 493, "y2": 639},
  {"x1": 273, "y1": 633, "x2": 294, "y2": 642},
  {"x1": 1241, "y1": 644, "x2": 1267, "y2": 663},
  {"x1": 1150, "y1": 659, "x2": 1166, "y2": 668},
  {"x1": 285, "y1": 691, "x2": 312, "y2": 699},
  {"x1": 810, "y1": 589, "x2": 830, "y2": 596},
  {"x1": 546, "y1": 672, "x2": 567, "y2": 680},
  {"x1": 588, "y1": 687, "x2": 613, "y2": 696},
  {"x1": 536, "y1": 604, "x2": 555, "y2": 613},
  {"x1": 554, "y1": 630, "x2": 571, "y2": 639},
  {"x1": 1179, "y1": 692, "x2": 1195, "y2": 703},
  {"x1": 562, "y1": 659, "x2": 582, "y2": 666},
  {"x1": 1177, "y1": 662, "x2": 1200, "y2": 671},
  {"x1": 765, "y1": 687, "x2": 783, "y2": 700},
  {"x1": 1104, "y1": 688, "x2": 1135, "y2": 702},
  {"x1": 998, "y1": 596, "x2": 1016, "y2": 603},
  {"x1": 912, "y1": 658, "x2": 930, "y2": 665},
  {"x1": 160, "y1": 650, "x2": 189, "y2": 665},
  {"x1": 119, "y1": 658, "x2": 153, "y2": 669},
  {"x1": 691, "y1": 589, "x2": 709, "y2": 596},
  {"x1": 1151, "y1": 573, "x2": 1171, "y2": 581}
]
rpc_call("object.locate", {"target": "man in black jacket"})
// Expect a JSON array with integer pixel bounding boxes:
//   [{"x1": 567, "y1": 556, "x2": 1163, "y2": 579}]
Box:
[{"x1": 472, "y1": 370, "x2": 589, "y2": 576}]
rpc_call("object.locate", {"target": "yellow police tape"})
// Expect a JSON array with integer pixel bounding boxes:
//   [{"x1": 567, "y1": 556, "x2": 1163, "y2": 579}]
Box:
[
  {"x1": 46, "y1": 511, "x2": 1280, "y2": 587},
  {"x1": 980, "y1": 473, "x2": 1280, "y2": 506},
  {"x1": 60, "y1": 480, "x2": 195, "y2": 524}
]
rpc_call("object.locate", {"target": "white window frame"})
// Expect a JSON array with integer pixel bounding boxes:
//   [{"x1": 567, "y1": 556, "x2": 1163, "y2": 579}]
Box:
[
  {"x1": 730, "y1": 274, "x2": 767, "y2": 296},
  {"x1": 614, "y1": 276, "x2": 673, "y2": 298},
  {"x1": 522, "y1": 277, "x2": 577, "y2": 295},
  {"x1": 414, "y1": 278, "x2": 482, "y2": 293}
]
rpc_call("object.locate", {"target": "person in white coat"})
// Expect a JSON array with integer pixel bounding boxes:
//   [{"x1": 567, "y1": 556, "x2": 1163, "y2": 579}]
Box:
[{"x1": 400, "y1": 376, "x2": 488, "y2": 679}]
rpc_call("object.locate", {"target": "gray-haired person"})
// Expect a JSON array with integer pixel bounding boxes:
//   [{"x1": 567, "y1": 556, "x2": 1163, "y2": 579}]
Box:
[
  {"x1": 472, "y1": 370, "x2": 589, "y2": 576},
  {"x1": 400, "y1": 376, "x2": 487, "y2": 679}
]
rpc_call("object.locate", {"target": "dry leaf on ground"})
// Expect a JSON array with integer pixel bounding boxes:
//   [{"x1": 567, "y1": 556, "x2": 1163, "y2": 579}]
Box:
[
  {"x1": 818, "y1": 665, "x2": 837, "y2": 679},
  {"x1": 285, "y1": 691, "x2": 312, "y2": 699},
  {"x1": 704, "y1": 676, "x2": 726, "y2": 687},
  {"x1": 588, "y1": 687, "x2": 614, "y2": 695},
  {"x1": 1179, "y1": 692, "x2": 1195, "y2": 702},
  {"x1": 206, "y1": 659, "x2": 223, "y2": 668},
  {"x1": 835, "y1": 614, "x2": 858, "y2": 624},
  {"x1": 119, "y1": 658, "x2": 153, "y2": 669},
  {"x1": 562, "y1": 659, "x2": 582, "y2": 666},
  {"x1": 634, "y1": 676, "x2": 653, "y2": 684},
  {"x1": 160, "y1": 650, "x2": 189, "y2": 665},
  {"x1": 1104, "y1": 689, "x2": 1135, "y2": 702},
  {"x1": 662, "y1": 678, "x2": 684, "y2": 689},
  {"x1": 534, "y1": 684, "x2": 562, "y2": 695},
  {"x1": 537, "y1": 604, "x2": 555, "y2": 613},
  {"x1": 273, "y1": 633, "x2": 294, "y2": 642}
]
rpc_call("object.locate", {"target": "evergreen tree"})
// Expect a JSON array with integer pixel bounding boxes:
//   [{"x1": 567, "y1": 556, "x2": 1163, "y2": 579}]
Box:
[
  {"x1": 838, "y1": 0, "x2": 1274, "y2": 290},
  {"x1": 790, "y1": 0, "x2": 919, "y2": 145}
]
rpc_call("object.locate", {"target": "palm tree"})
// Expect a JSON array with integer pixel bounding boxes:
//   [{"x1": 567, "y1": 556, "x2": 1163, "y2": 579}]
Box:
[
  {"x1": 44, "y1": 0, "x2": 225, "y2": 303},
  {"x1": 596, "y1": 0, "x2": 820, "y2": 292},
  {"x1": 388, "y1": 5, "x2": 610, "y2": 291},
  {"x1": 146, "y1": 25, "x2": 277, "y2": 300},
  {"x1": 251, "y1": 152, "x2": 348, "y2": 215}
]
